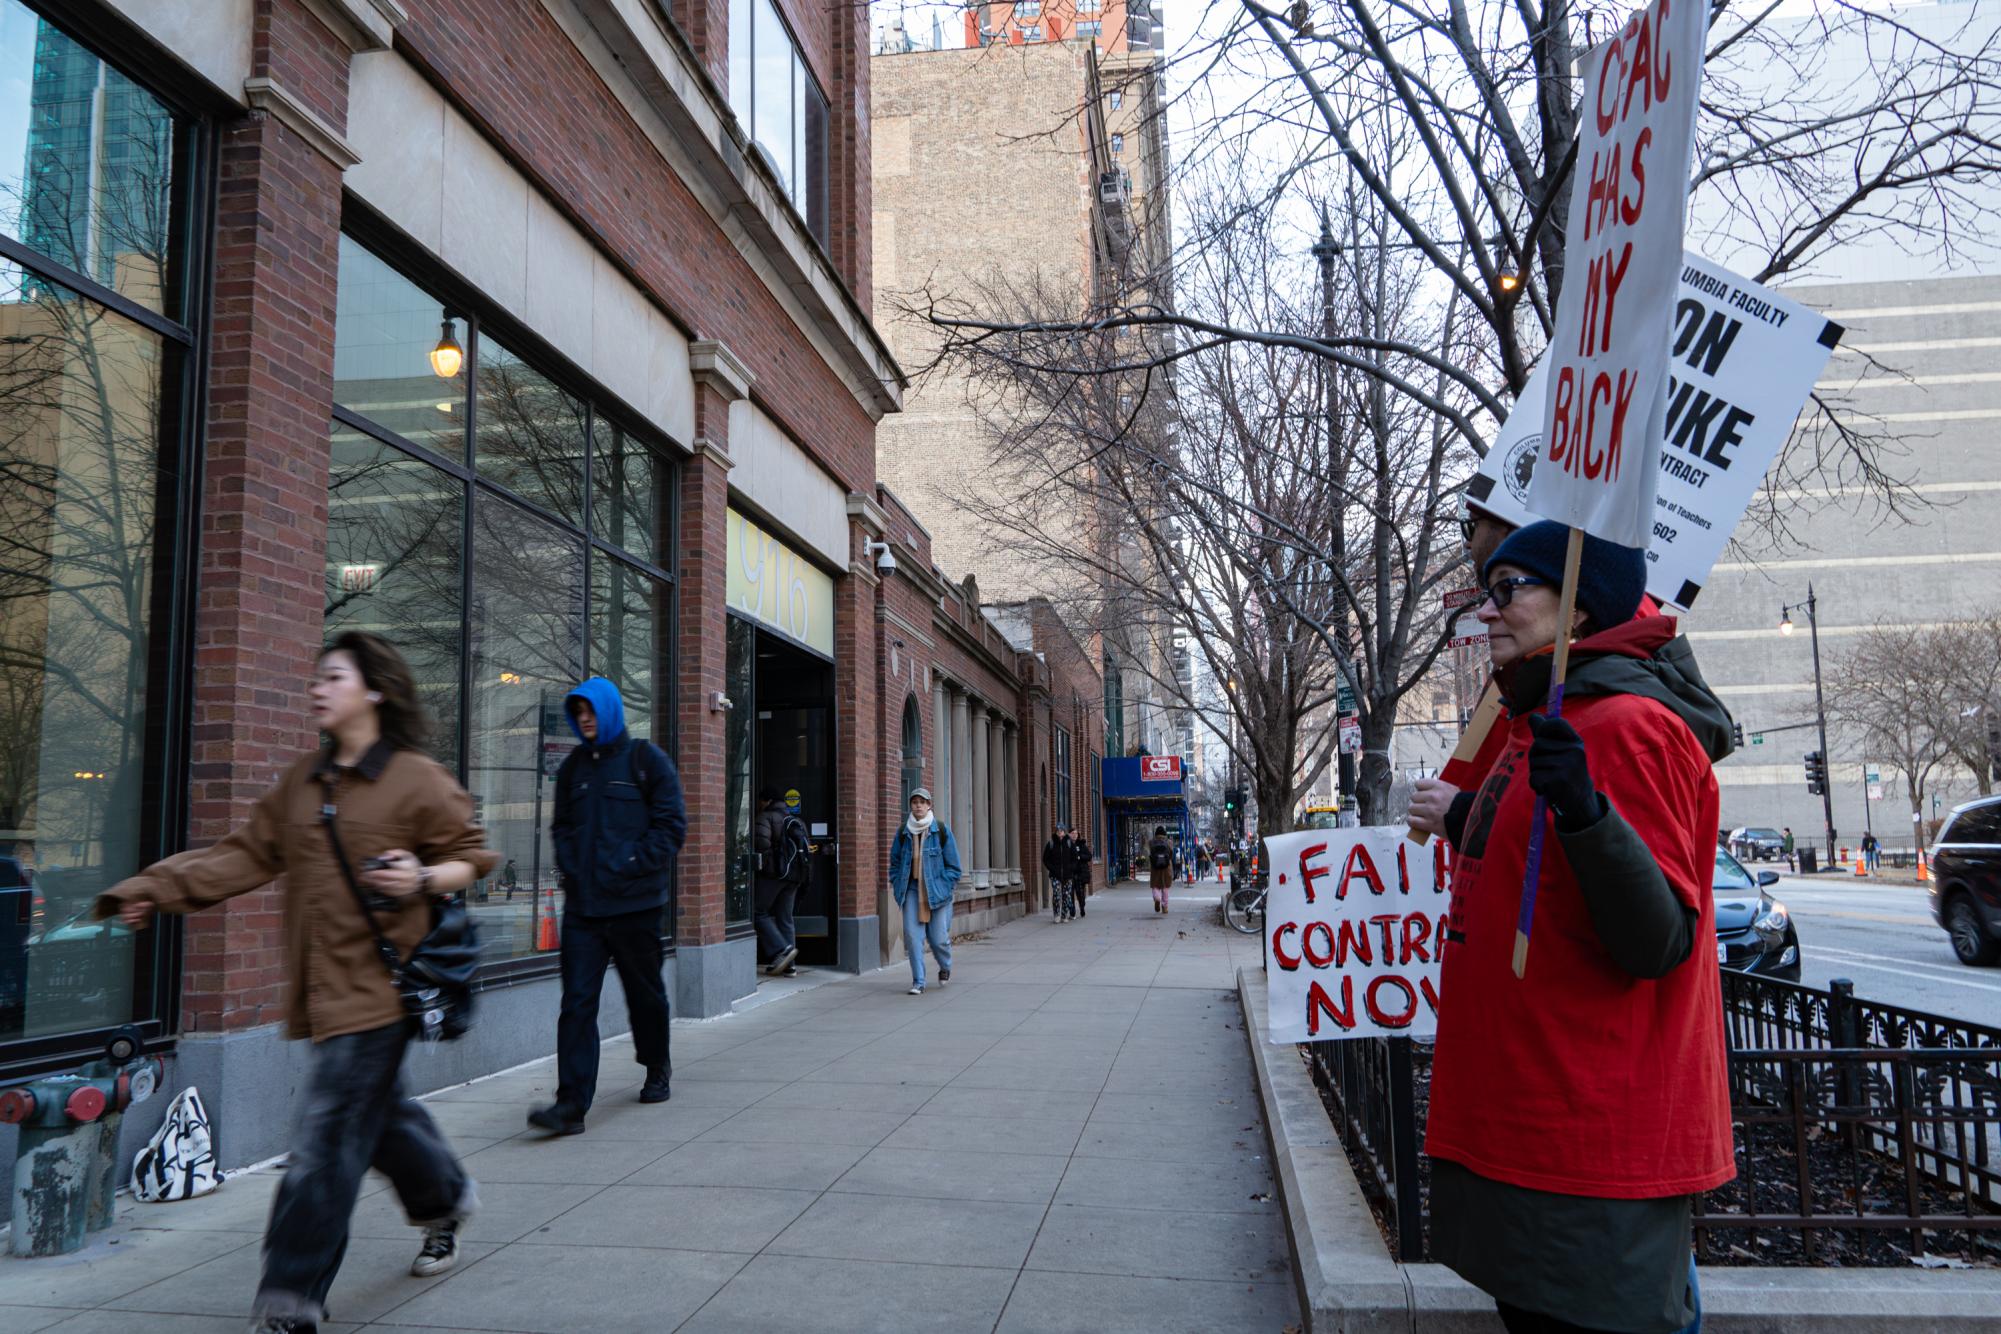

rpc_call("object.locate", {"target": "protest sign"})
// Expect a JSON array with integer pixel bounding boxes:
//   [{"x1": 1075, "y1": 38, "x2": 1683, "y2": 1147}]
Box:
[
  {"x1": 1530, "y1": 0, "x2": 1708, "y2": 550},
  {"x1": 1468, "y1": 254, "x2": 1840, "y2": 610},
  {"x1": 1264, "y1": 828, "x2": 1450, "y2": 1043}
]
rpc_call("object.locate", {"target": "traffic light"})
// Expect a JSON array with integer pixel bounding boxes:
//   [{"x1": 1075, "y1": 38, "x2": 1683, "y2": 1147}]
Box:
[
  {"x1": 1223, "y1": 787, "x2": 1244, "y2": 813},
  {"x1": 1731, "y1": 722, "x2": 1744, "y2": 749},
  {"x1": 1804, "y1": 751, "x2": 1827, "y2": 795}
]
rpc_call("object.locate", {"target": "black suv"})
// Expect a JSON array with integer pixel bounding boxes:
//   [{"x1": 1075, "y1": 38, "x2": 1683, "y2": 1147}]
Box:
[{"x1": 1930, "y1": 796, "x2": 2001, "y2": 966}]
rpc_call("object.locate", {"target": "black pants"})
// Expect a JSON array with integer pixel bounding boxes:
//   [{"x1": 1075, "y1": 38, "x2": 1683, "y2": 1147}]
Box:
[
  {"x1": 754, "y1": 879, "x2": 798, "y2": 964},
  {"x1": 556, "y1": 908, "x2": 670, "y2": 1113},
  {"x1": 257, "y1": 1021, "x2": 472, "y2": 1323}
]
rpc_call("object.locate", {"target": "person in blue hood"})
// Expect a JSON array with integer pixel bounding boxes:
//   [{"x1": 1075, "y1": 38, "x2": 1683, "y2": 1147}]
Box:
[{"x1": 528, "y1": 677, "x2": 686, "y2": 1136}]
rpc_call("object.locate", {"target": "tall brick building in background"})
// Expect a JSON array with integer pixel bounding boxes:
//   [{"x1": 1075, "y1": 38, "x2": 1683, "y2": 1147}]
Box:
[
  {"x1": 0, "y1": 0, "x2": 1089, "y2": 1179},
  {"x1": 871, "y1": 12, "x2": 1178, "y2": 855}
]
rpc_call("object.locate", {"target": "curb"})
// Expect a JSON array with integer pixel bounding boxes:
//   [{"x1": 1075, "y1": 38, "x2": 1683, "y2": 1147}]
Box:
[{"x1": 1234, "y1": 967, "x2": 2001, "y2": 1332}]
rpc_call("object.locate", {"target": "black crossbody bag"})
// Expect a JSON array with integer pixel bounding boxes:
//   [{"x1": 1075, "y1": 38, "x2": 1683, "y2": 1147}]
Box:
[{"x1": 319, "y1": 779, "x2": 481, "y2": 1042}]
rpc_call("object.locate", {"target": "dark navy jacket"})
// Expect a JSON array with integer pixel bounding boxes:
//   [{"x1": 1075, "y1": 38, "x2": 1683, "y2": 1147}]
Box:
[{"x1": 551, "y1": 678, "x2": 686, "y2": 918}]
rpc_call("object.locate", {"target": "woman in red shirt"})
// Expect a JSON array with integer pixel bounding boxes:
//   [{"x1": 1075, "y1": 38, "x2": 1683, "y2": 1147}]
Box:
[{"x1": 1407, "y1": 522, "x2": 1734, "y2": 1333}]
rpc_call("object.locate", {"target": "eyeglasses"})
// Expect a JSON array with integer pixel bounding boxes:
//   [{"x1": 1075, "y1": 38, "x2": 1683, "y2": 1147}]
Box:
[
  {"x1": 1458, "y1": 517, "x2": 1476, "y2": 544},
  {"x1": 1479, "y1": 575, "x2": 1547, "y2": 611}
]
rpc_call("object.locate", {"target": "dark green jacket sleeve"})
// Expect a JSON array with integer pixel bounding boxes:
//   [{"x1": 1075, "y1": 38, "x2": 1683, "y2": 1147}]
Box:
[{"x1": 1556, "y1": 795, "x2": 1695, "y2": 979}]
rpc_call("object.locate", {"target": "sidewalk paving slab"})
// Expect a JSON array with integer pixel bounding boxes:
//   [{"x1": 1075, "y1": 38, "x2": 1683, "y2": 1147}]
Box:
[{"x1": 0, "y1": 884, "x2": 1299, "y2": 1332}]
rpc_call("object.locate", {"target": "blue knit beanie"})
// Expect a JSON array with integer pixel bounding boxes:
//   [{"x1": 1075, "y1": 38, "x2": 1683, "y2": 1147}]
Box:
[{"x1": 1482, "y1": 521, "x2": 1648, "y2": 631}]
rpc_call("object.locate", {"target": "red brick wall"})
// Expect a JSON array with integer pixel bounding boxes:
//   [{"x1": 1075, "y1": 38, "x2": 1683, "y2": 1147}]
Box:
[
  {"x1": 180, "y1": 0, "x2": 350, "y2": 1031},
  {"x1": 675, "y1": 391, "x2": 734, "y2": 948},
  {"x1": 394, "y1": 0, "x2": 876, "y2": 489}
]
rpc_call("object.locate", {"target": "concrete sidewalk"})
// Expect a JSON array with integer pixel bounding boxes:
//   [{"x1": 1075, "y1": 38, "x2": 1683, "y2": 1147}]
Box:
[{"x1": 0, "y1": 882, "x2": 1298, "y2": 1333}]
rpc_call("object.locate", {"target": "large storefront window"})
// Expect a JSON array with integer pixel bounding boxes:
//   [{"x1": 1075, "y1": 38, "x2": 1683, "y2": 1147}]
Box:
[
  {"x1": 0, "y1": 0, "x2": 197, "y2": 1063},
  {"x1": 329, "y1": 233, "x2": 679, "y2": 966}
]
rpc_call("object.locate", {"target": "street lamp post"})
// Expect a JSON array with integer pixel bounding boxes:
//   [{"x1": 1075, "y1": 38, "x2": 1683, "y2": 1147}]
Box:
[
  {"x1": 1311, "y1": 208, "x2": 1356, "y2": 814},
  {"x1": 1779, "y1": 585, "x2": 1837, "y2": 863}
]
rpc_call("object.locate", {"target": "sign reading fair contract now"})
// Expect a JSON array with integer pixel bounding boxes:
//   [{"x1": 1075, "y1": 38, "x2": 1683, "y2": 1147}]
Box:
[
  {"x1": 1264, "y1": 828, "x2": 1450, "y2": 1043},
  {"x1": 1470, "y1": 255, "x2": 1839, "y2": 610}
]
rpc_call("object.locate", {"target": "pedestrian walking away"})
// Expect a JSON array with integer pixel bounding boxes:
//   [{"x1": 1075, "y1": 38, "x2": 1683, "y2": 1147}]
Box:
[
  {"x1": 889, "y1": 787, "x2": 962, "y2": 993},
  {"x1": 754, "y1": 788, "x2": 806, "y2": 974},
  {"x1": 529, "y1": 676, "x2": 686, "y2": 1137},
  {"x1": 1148, "y1": 825, "x2": 1174, "y2": 913},
  {"x1": 93, "y1": 631, "x2": 494, "y2": 1333},
  {"x1": 1782, "y1": 827, "x2": 1795, "y2": 873},
  {"x1": 1405, "y1": 521, "x2": 1731, "y2": 1334},
  {"x1": 1044, "y1": 823, "x2": 1074, "y2": 920},
  {"x1": 1067, "y1": 827, "x2": 1093, "y2": 916},
  {"x1": 500, "y1": 856, "x2": 520, "y2": 901}
]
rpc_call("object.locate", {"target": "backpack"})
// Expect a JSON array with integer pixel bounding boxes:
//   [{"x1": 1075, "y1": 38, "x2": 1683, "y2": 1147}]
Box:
[
  {"x1": 775, "y1": 814, "x2": 813, "y2": 887},
  {"x1": 1150, "y1": 841, "x2": 1171, "y2": 871}
]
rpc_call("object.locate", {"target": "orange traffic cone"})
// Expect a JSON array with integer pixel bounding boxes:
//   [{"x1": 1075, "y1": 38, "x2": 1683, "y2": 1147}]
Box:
[
  {"x1": 535, "y1": 884, "x2": 559, "y2": 951},
  {"x1": 1917, "y1": 856, "x2": 1930, "y2": 883},
  {"x1": 1854, "y1": 856, "x2": 1868, "y2": 878}
]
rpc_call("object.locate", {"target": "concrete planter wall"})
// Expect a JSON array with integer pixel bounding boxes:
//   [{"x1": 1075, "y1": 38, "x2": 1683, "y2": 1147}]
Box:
[{"x1": 1235, "y1": 969, "x2": 2001, "y2": 1333}]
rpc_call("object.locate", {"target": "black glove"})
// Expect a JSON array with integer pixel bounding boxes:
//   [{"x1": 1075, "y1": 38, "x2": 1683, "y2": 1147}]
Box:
[{"x1": 1526, "y1": 713, "x2": 1604, "y2": 831}]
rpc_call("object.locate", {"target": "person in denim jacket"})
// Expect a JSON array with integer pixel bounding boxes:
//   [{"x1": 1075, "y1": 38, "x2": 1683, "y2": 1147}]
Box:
[{"x1": 887, "y1": 788, "x2": 962, "y2": 994}]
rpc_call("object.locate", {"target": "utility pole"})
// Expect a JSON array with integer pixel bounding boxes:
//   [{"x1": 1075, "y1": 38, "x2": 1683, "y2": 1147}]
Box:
[
  {"x1": 1781, "y1": 585, "x2": 1837, "y2": 863},
  {"x1": 1311, "y1": 207, "x2": 1355, "y2": 814}
]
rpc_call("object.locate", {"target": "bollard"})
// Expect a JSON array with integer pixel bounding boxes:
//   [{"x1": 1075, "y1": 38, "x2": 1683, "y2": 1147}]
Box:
[{"x1": 2, "y1": 1029, "x2": 161, "y2": 1258}]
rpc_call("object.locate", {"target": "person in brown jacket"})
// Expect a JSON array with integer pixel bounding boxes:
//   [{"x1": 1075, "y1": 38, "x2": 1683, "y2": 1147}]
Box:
[{"x1": 95, "y1": 632, "x2": 496, "y2": 1334}]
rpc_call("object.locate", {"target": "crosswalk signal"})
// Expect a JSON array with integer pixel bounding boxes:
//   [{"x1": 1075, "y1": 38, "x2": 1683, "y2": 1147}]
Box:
[
  {"x1": 1804, "y1": 750, "x2": 1827, "y2": 795},
  {"x1": 1731, "y1": 722, "x2": 1745, "y2": 749}
]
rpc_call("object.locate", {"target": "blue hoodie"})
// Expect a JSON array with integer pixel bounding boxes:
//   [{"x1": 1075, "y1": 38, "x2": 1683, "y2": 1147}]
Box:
[{"x1": 551, "y1": 677, "x2": 686, "y2": 918}]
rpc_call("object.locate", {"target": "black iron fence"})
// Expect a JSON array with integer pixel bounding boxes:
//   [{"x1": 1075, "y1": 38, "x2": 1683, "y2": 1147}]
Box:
[{"x1": 1302, "y1": 971, "x2": 2001, "y2": 1265}]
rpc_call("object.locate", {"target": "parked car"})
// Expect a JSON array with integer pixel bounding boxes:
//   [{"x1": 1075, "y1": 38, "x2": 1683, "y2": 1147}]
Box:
[
  {"x1": 1728, "y1": 826, "x2": 1786, "y2": 862},
  {"x1": 1929, "y1": 795, "x2": 2001, "y2": 966},
  {"x1": 1714, "y1": 848, "x2": 1800, "y2": 980}
]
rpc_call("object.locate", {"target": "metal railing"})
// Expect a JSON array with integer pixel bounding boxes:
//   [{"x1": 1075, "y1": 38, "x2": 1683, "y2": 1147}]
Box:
[{"x1": 1301, "y1": 971, "x2": 2001, "y2": 1266}]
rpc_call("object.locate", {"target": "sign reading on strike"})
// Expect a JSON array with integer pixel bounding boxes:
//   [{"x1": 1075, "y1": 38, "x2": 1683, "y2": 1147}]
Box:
[
  {"x1": 1470, "y1": 254, "x2": 1839, "y2": 610},
  {"x1": 1530, "y1": 0, "x2": 1707, "y2": 550},
  {"x1": 1264, "y1": 828, "x2": 1450, "y2": 1043}
]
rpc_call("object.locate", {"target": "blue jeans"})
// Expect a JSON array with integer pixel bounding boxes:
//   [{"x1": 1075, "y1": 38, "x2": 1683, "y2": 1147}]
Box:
[
  {"x1": 1678, "y1": 1252, "x2": 1702, "y2": 1333},
  {"x1": 754, "y1": 879, "x2": 798, "y2": 963},
  {"x1": 902, "y1": 892, "x2": 952, "y2": 986},
  {"x1": 255, "y1": 1022, "x2": 474, "y2": 1323}
]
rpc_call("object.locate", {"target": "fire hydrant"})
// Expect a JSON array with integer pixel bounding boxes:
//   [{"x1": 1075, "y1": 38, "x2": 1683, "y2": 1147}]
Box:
[{"x1": 2, "y1": 1027, "x2": 161, "y2": 1257}]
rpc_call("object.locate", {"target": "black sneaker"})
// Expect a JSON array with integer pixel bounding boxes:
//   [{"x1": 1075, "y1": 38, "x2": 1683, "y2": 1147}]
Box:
[
  {"x1": 640, "y1": 1067, "x2": 672, "y2": 1103},
  {"x1": 410, "y1": 1219, "x2": 460, "y2": 1277},
  {"x1": 249, "y1": 1318, "x2": 317, "y2": 1333},
  {"x1": 526, "y1": 1102, "x2": 586, "y2": 1135},
  {"x1": 939, "y1": 968, "x2": 951, "y2": 986},
  {"x1": 767, "y1": 945, "x2": 799, "y2": 975}
]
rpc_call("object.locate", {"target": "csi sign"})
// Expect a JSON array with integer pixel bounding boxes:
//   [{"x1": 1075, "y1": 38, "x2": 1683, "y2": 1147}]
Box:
[{"x1": 1140, "y1": 756, "x2": 1182, "y2": 782}]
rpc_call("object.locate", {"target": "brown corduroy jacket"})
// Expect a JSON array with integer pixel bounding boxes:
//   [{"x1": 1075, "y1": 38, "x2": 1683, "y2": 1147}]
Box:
[{"x1": 95, "y1": 741, "x2": 496, "y2": 1041}]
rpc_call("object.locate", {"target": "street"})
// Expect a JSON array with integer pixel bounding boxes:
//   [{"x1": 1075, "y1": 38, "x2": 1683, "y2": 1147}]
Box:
[{"x1": 1765, "y1": 873, "x2": 1999, "y2": 1026}]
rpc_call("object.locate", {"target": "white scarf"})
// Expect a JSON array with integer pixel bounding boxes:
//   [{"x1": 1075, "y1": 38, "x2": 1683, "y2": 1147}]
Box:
[{"x1": 905, "y1": 812, "x2": 935, "y2": 837}]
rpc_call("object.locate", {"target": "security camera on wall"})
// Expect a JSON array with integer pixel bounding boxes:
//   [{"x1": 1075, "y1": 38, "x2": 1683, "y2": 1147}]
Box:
[{"x1": 866, "y1": 539, "x2": 897, "y2": 577}]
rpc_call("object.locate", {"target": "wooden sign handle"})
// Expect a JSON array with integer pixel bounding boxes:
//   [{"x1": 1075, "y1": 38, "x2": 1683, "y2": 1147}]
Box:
[{"x1": 1408, "y1": 680, "x2": 1506, "y2": 847}]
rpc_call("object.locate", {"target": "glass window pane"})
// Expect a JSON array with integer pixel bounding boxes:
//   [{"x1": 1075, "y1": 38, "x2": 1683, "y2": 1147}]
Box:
[
  {"x1": 324, "y1": 423, "x2": 464, "y2": 768},
  {"x1": 0, "y1": 261, "x2": 166, "y2": 1041},
  {"x1": 753, "y1": 0, "x2": 792, "y2": 193},
  {"x1": 473, "y1": 336, "x2": 585, "y2": 527},
  {"x1": 724, "y1": 615, "x2": 753, "y2": 925},
  {"x1": 804, "y1": 80, "x2": 829, "y2": 245},
  {"x1": 333, "y1": 235, "x2": 468, "y2": 456},
  {"x1": 590, "y1": 551, "x2": 669, "y2": 747},
  {"x1": 468, "y1": 496, "x2": 584, "y2": 962},
  {"x1": 591, "y1": 418, "x2": 666, "y2": 567},
  {"x1": 729, "y1": 0, "x2": 752, "y2": 122},
  {"x1": 0, "y1": 2, "x2": 177, "y2": 314},
  {"x1": 791, "y1": 57, "x2": 805, "y2": 208}
]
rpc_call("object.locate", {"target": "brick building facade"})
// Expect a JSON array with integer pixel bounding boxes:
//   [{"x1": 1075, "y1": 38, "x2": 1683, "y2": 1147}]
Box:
[{"x1": 0, "y1": 0, "x2": 1064, "y2": 1180}]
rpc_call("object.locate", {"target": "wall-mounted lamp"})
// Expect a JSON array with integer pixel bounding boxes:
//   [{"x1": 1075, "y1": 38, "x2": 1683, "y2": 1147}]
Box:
[{"x1": 429, "y1": 317, "x2": 464, "y2": 378}]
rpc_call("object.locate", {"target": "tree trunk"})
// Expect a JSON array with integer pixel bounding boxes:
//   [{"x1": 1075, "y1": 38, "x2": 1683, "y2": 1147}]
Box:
[{"x1": 1356, "y1": 708, "x2": 1399, "y2": 825}]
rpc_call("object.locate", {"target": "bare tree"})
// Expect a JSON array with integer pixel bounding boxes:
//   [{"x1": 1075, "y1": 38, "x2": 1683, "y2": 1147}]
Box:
[
  {"x1": 1933, "y1": 617, "x2": 2001, "y2": 798},
  {"x1": 1822, "y1": 623, "x2": 1958, "y2": 835}
]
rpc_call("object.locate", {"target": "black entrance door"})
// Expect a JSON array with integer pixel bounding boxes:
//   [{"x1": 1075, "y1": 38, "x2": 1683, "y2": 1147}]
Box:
[{"x1": 757, "y1": 701, "x2": 837, "y2": 966}]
